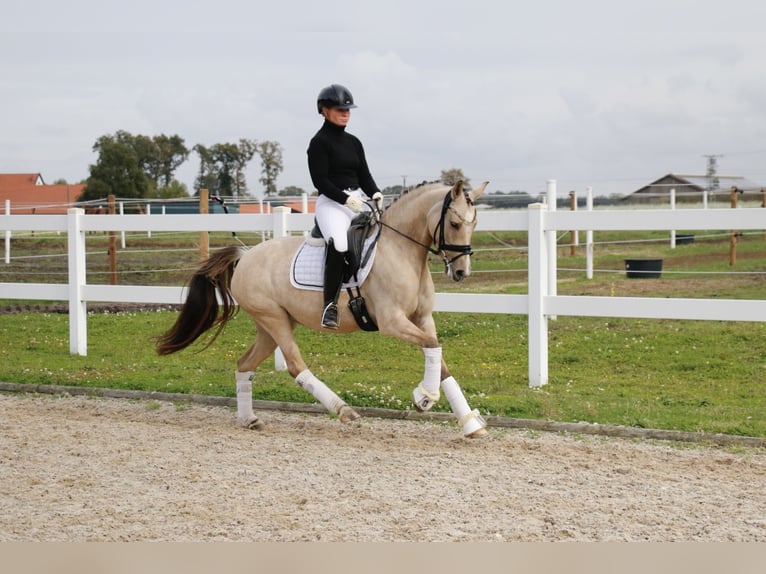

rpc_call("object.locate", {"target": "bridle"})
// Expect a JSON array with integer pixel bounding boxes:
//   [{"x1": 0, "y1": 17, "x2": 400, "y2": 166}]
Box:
[{"x1": 373, "y1": 190, "x2": 475, "y2": 276}]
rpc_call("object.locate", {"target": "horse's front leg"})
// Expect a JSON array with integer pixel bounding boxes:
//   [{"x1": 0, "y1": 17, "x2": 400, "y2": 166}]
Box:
[{"x1": 379, "y1": 312, "x2": 487, "y2": 438}]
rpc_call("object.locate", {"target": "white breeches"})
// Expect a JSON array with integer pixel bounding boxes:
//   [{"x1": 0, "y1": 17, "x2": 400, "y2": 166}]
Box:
[{"x1": 315, "y1": 189, "x2": 368, "y2": 252}]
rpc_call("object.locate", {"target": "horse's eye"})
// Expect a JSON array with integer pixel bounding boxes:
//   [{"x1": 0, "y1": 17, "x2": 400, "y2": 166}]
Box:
[{"x1": 450, "y1": 221, "x2": 460, "y2": 230}]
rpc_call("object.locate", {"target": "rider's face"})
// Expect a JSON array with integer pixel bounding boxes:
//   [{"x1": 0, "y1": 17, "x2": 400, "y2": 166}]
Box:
[{"x1": 324, "y1": 107, "x2": 351, "y2": 127}]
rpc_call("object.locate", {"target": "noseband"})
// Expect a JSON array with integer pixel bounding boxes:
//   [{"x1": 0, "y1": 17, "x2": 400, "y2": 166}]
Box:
[{"x1": 377, "y1": 190, "x2": 474, "y2": 275}]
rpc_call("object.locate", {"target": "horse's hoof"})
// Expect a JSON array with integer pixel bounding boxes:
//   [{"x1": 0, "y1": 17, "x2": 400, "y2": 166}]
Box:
[
  {"x1": 338, "y1": 405, "x2": 362, "y2": 423},
  {"x1": 460, "y1": 409, "x2": 487, "y2": 438},
  {"x1": 238, "y1": 415, "x2": 264, "y2": 430},
  {"x1": 412, "y1": 384, "x2": 440, "y2": 412},
  {"x1": 466, "y1": 427, "x2": 488, "y2": 439}
]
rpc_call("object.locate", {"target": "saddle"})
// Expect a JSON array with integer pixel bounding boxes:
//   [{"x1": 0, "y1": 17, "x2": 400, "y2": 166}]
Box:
[
  {"x1": 309, "y1": 212, "x2": 379, "y2": 282},
  {"x1": 309, "y1": 213, "x2": 381, "y2": 331}
]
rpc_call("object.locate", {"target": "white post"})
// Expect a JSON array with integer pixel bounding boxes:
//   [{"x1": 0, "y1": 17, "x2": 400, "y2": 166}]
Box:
[
  {"x1": 119, "y1": 202, "x2": 126, "y2": 249},
  {"x1": 703, "y1": 189, "x2": 708, "y2": 209},
  {"x1": 301, "y1": 192, "x2": 310, "y2": 240},
  {"x1": 571, "y1": 191, "x2": 579, "y2": 246},
  {"x1": 586, "y1": 186, "x2": 594, "y2": 280},
  {"x1": 272, "y1": 206, "x2": 291, "y2": 371},
  {"x1": 528, "y1": 203, "x2": 548, "y2": 387},
  {"x1": 4, "y1": 199, "x2": 10, "y2": 264},
  {"x1": 545, "y1": 179, "x2": 557, "y2": 321},
  {"x1": 670, "y1": 187, "x2": 676, "y2": 248},
  {"x1": 67, "y1": 208, "x2": 88, "y2": 356},
  {"x1": 146, "y1": 203, "x2": 152, "y2": 238},
  {"x1": 259, "y1": 198, "x2": 266, "y2": 242}
]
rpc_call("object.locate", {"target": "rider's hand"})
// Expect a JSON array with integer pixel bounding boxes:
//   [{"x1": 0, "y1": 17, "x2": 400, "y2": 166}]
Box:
[
  {"x1": 372, "y1": 192, "x2": 383, "y2": 211},
  {"x1": 345, "y1": 196, "x2": 365, "y2": 213}
]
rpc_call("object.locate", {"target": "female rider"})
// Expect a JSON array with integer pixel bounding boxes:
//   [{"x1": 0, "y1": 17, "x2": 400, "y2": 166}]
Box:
[{"x1": 307, "y1": 84, "x2": 383, "y2": 329}]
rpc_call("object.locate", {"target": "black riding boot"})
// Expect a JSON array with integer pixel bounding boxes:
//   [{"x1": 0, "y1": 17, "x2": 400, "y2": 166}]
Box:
[{"x1": 321, "y1": 240, "x2": 345, "y2": 329}]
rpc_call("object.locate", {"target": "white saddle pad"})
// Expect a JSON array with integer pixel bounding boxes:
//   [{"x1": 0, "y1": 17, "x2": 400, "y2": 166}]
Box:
[{"x1": 289, "y1": 237, "x2": 377, "y2": 292}]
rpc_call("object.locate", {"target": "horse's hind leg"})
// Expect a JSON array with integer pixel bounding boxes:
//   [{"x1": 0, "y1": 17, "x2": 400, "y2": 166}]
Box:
[
  {"x1": 255, "y1": 315, "x2": 361, "y2": 424},
  {"x1": 234, "y1": 327, "x2": 279, "y2": 430}
]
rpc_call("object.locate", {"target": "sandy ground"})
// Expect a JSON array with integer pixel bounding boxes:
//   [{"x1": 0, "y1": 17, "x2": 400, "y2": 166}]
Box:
[{"x1": 1, "y1": 392, "x2": 764, "y2": 542}]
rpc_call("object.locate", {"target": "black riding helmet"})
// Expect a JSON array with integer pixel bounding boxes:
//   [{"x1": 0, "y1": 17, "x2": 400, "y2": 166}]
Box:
[{"x1": 316, "y1": 84, "x2": 357, "y2": 114}]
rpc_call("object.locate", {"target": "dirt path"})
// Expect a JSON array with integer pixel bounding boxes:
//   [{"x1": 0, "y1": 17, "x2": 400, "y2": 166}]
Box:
[{"x1": 1, "y1": 392, "x2": 764, "y2": 541}]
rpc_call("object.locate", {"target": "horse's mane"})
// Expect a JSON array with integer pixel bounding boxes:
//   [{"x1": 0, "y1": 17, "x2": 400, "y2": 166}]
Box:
[{"x1": 388, "y1": 180, "x2": 448, "y2": 208}]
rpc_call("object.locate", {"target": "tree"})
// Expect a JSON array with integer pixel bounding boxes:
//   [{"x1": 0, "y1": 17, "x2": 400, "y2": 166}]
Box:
[
  {"x1": 440, "y1": 168, "x2": 470, "y2": 187},
  {"x1": 193, "y1": 139, "x2": 258, "y2": 197},
  {"x1": 149, "y1": 134, "x2": 189, "y2": 190},
  {"x1": 81, "y1": 134, "x2": 150, "y2": 202},
  {"x1": 255, "y1": 140, "x2": 283, "y2": 196},
  {"x1": 81, "y1": 130, "x2": 189, "y2": 202},
  {"x1": 157, "y1": 180, "x2": 189, "y2": 199}
]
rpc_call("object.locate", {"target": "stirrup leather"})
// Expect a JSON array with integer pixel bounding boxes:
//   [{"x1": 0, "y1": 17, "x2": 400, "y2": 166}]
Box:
[{"x1": 412, "y1": 383, "x2": 440, "y2": 412}]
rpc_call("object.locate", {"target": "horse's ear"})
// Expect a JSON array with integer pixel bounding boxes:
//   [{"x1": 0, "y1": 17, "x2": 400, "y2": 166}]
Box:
[
  {"x1": 450, "y1": 180, "x2": 465, "y2": 201},
  {"x1": 469, "y1": 181, "x2": 489, "y2": 203}
]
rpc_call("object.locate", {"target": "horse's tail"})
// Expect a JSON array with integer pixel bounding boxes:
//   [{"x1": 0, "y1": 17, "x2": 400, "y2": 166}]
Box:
[{"x1": 156, "y1": 245, "x2": 244, "y2": 355}]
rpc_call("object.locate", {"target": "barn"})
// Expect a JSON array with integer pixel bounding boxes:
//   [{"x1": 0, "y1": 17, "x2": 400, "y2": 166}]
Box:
[{"x1": 624, "y1": 173, "x2": 765, "y2": 204}]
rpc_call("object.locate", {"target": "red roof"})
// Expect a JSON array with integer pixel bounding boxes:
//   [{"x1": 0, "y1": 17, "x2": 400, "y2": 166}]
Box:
[
  {"x1": 0, "y1": 173, "x2": 85, "y2": 214},
  {"x1": 0, "y1": 173, "x2": 44, "y2": 191}
]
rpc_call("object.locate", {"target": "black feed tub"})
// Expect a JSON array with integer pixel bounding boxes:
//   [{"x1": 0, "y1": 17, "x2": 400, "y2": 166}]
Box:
[{"x1": 624, "y1": 258, "x2": 663, "y2": 279}]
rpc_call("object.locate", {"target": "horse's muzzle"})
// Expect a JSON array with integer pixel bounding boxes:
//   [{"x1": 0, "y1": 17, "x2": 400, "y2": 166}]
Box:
[{"x1": 452, "y1": 268, "x2": 467, "y2": 282}]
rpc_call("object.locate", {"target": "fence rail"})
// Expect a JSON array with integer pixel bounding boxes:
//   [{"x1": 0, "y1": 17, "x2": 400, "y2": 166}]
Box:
[{"x1": 2, "y1": 191, "x2": 765, "y2": 387}]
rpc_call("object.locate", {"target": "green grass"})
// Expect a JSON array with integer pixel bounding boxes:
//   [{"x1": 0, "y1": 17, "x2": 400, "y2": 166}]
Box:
[
  {"x1": 1, "y1": 227, "x2": 764, "y2": 438},
  {"x1": 1, "y1": 309, "x2": 764, "y2": 438}
]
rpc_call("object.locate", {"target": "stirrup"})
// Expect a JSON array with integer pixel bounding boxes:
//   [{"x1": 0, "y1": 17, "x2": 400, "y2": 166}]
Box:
[
  {"x1": 321, "y1": 302, "x2": 339, "y2": 329},
  {"x1": 412, "y1": 383, "x2": 440, "y2": 412},
  {"x1": 459, "y1": 409, "x2": 488, "y2": 438}
]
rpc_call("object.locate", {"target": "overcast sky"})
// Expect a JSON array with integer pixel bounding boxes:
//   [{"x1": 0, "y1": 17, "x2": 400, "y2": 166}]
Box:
[{"x1": 2, "y1": 0, "x2": 765, "y2": 197}]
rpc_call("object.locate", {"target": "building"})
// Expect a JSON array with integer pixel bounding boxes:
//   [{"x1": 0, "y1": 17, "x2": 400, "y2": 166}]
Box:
[
  {"x1": 0, "y1": 173, "x2": 85, "y2": 214},
  {"x1": 624, "y1": 173, "x2": 764, "y2": 204}
]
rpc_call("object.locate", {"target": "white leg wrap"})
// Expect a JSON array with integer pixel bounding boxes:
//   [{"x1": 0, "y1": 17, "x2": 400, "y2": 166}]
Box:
[
  {"x1": 235, "y1": 370, "x2": 262, "y2": 429},
  {"x1": 236, "y1": 370, "x2": 255, "y2": 420},
  {"x1": 295, "y1": 369, "x2": 346, "y2": 415},
  {"x1": 442, "y1": 376, "x2": 487, "y2": 437},
  {"x1": 412, "y1": 347, "x2": 442, "y2": 411},
  {"x1": 421, "y1": 347, "x2": 442, "y2": 395}
]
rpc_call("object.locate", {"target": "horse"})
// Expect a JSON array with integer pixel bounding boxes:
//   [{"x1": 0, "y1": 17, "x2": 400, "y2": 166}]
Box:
[{"x1": 156, "y1": 179, "x2": 490, "y2": 437}]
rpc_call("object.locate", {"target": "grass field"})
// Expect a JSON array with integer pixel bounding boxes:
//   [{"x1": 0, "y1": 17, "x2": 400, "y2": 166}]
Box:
[{"x1": 1, "y1": 224, "x2": 764, "y2": 438}]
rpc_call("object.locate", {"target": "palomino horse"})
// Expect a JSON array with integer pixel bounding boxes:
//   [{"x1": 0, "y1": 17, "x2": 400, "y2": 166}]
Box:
[{"x1": 156, "y1": 180, "x2": 489, "y2": 437}]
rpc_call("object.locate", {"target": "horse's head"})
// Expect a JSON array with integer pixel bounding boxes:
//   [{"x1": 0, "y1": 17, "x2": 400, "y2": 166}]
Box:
[{"x1": 430, "y1": 180, "x2": 488, "y2": 281}]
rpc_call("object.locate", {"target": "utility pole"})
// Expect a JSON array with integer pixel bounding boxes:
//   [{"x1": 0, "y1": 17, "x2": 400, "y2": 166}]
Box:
[{"x1": 703, "y1": 154, "x2": 723, "y2": 200}]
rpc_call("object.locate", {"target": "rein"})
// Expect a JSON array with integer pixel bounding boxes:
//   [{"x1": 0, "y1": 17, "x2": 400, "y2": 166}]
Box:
[{"x1": 373, "y1": 190, "x2": 474, "y2": 275}]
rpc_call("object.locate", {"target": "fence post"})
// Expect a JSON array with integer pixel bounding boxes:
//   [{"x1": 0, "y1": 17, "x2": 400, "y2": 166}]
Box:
[
  {"x1": 108, "y1": 194, "x2": 117, "y2": 285},
  {"x1": 568, "y1": 190, "x2": 577, "y2": 255},
  {"x1": 669, "y1": 188, "x2": 677, "y2": 248},
  {"x1": 119, "y1": 201, "x2": 126, "y2": 249},
  {"x1": 546, "y1": 180, "x2": 557, "y2": 321},
  {"x1": 585, "y1": 186, "x2": 594, "y2": 279},
  {"x1": 199, "y1": 189, "x2": 209, "y2": 261},
  {"x1": 730, "y1": 186, "x2": 739, "y2": 266},
  {"x1": 4, "y1": 199, "x2": 10, "y2": 264},
  {"x1": 528, "y1": 203, "x2": 548, "y2": 387},
  {"x1": 67, "y1": 208, "x2": 88, "y2": 356},
  {"x1": 762, "y1": 188, "x2": 765, "y2": 241},
  {"x1": 273, "y1": 206, "x2": 292, "y2": 372}
]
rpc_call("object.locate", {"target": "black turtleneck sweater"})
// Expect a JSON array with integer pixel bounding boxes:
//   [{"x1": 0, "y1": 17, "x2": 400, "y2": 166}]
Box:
[{"x1": 307, "y1": 120, "x2": 381, "y2": 204}]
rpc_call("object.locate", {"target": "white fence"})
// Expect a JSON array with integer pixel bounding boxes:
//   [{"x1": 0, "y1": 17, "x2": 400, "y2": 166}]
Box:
[{"x1": 2, "y1": 186, "x2": 765, "y2": 388}]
